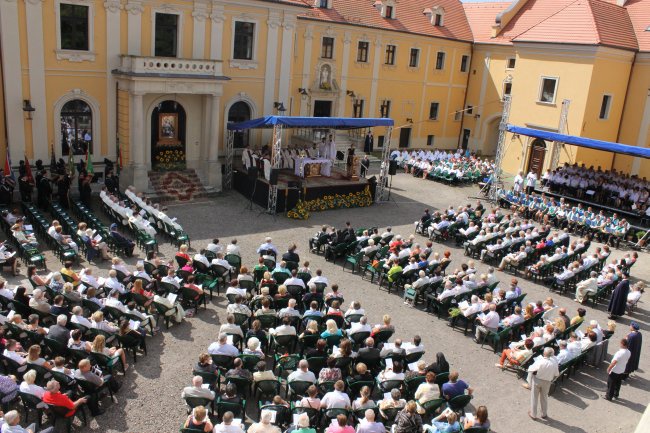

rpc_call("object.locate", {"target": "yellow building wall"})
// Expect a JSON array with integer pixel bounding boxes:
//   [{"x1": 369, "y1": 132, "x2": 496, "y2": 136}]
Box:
[{"x1": 614, "y1": 57, "x2": 650, "y2": 176}]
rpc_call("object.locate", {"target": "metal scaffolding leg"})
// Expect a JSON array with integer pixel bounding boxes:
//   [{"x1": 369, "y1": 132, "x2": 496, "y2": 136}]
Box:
[
  {"x1": 224, "y1": 130, "x2": 234, "y2": 190},
  {"x1": 550, "y1": 99, "x2": 571, "y2": 171},
  {"x1": 376, "y1": 126, "x2": 393, "y2": 203},
  {"x1": 488, "y1": 95, "x2": 511, "y2": 202},
  {"x1": 267, "y1": 124, "x2": 283, "y2": 215}
]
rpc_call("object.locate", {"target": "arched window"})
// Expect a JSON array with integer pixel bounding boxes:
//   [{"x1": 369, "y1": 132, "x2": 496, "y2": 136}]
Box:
[
  {"x1": 61, "y1": 99, "x2": 92, "y2": 156},
  {"x1": 228, "y1": 101, "x2": 252, "y2": 148}
]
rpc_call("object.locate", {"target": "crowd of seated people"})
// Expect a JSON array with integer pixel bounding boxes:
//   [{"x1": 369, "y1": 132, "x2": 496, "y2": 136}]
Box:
[
  {"x1": 498, "y1": 189, "x2": 632, "y2": 248},
  {"x1": 399, "y1": 151, "x2": 494, "y2": 185},
  {"x1": 0, "y1": 251, "x2": 186, "y2": 429},
  {"x1": 184, "y1": 282, "x2": 490, "y2": 433},
  {"x1": 541, "y1": 163, "x2": 650, "y2": 215}
]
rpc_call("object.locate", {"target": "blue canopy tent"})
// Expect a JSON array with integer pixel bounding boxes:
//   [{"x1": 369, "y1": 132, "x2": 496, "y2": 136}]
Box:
[
  {"x1": 225, "y1": 116, "x2": 395, "y2": 214},
  {"x1": 506, "y1": 124, "x2": 650, "y2": 159}
]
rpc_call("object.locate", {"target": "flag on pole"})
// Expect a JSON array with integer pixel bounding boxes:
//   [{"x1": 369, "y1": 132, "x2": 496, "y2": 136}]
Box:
[
  {"x1": 67, "y1": 147, "x2": 75, "y2": 176},
  {"x1": 24, "y1": 154, "x2": 34, "y2": 183},
  {"x1": 4, "y1": 146, "x2": 14, "y2": 180},
  {"x1": 86, "y1": 149, "x2": 94, "y2": 175},
  {"x1": 50, "y1": 142, "x2": 56, "y2": 171}
]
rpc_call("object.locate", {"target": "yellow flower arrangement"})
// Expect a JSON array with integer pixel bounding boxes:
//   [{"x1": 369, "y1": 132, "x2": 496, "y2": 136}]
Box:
[
  {"x1": 287, "y1": 186, "x2": 373, "y2": 219},
  {"x1": 154, "y1": 147, "x2": 186, "y2": 171}
]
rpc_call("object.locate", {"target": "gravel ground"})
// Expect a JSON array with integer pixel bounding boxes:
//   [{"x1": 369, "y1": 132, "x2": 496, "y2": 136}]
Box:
[{"x1": 5, "y1": 171, "x2": 648, "y2": 433}]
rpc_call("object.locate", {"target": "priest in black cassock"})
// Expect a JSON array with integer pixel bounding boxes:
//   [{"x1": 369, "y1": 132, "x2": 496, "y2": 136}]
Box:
[
  {"x1": 608, "y1": 273, "x2": 630, "y2": 319},
  {"x1": 624, "y1": 321, "x2": 642, "y2": 378}
]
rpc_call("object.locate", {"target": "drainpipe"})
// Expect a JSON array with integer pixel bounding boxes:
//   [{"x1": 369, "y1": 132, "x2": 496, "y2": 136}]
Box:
[
  {"x1": 457, "y1": 42, "x2": 474, "y2": 150},
  {"x1": 612, "y1": 50, "x2": 637, "y2": 170}
]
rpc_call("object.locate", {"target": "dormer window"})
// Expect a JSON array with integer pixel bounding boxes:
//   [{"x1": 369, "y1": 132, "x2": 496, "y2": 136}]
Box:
[
  {"x1": 385, "y1": 5, "x2": 394, "y2": 19},
  {"x1": 424, "y1": 6, "x2": 445, "y2": 26},
  {"x1": 374, "y1": 0, "x2": 395, "y2": 19},
  {"x1": 315, "y1": 0, "x2": 331, "y2": 9}
]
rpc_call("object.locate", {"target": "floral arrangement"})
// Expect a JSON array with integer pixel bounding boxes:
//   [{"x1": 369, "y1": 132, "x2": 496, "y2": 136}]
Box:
[
  {"x1": 154, "y1": 147, "x2": 186, "y2": 171},
  {"x1": 287, "y1": 186, "x2": 373, "y2": 219}
]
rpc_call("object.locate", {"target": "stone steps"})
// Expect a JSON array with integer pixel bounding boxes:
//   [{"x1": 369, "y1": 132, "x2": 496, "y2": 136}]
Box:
[{"x1": 146, "y1": 169, "x2": 218, "y2": 203}]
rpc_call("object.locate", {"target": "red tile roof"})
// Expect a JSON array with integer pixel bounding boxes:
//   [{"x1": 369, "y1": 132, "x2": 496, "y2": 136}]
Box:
[
  {"x1": 462, "y1": 2, "x2": 512, "y2": 44},
  {"x1": 619, "y1": 0, "x2": 650, "y2": 52},
  {"x1": 512, "y1": 0, "x2": 637, "y2": 51},
  {"x1": 298, "y1": 0, "x2": 474, "y2": 43}
]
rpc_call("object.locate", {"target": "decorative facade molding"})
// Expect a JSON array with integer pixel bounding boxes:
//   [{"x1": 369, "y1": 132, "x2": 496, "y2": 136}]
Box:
[
  {"x1": 343, "y1": 31, "x2": 352, "y2": 45},
  {"x1": 103, "y1": 0, "x2": 120, "y2": 12},
  {"x1": 25, "y1": 0, "x2": 44, "y2": 5},
  {"x1": 210, "y1": 5, "x2": 224, "y2": 23},
  {"x1": 229, "y1": 59, "x2": 258, "y2": 70},
  {"x1": 304, "y1": 25, "x2": 314, "y2": 40},
  {"x1": 125, "y1": 0, "x2": 143, "y2": 15},
  {"x1": 55, "y1": 50, "x2": 96, "y2": 62}
]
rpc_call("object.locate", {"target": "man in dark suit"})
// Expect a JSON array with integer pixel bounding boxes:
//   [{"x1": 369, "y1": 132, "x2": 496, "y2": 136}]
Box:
[
  {"x1": 50, "y1": 295, "x2": 71, "y2": 320},
  {"x1": 282, "y1": 244, "x2": 300, "y2": 263},
  {"x1": 357, "y1": 337, "x2": 381, "y2": 373},
  {"x1": 48, "y1": 314, "x2": 71, "y2": 344},
  {"x1": 360, "y1": 155, "x2": 370, "y2": 178},
  {"x1": 109, "y1": 223, "x2": 135, "y2": 257}
]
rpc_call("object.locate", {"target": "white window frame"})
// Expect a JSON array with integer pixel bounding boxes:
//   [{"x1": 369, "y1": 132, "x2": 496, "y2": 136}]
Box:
[
  {"x1": 506, "y1": 57, "x2": 516, "y2": 70},
  {"x1": 321, "y1": 36, "x2": 335, "y2": 60},
  {"x1": 408, "y1": 47, "x2": 420, "y2": 68},
  {"x1": 356, "y1": 40, "x2": 370, "y2": 63},
  {"x1": 151, "y1": 10, "x2": 183, "y2": 58},
  {"x1": 429, "y1": 102, "x2": 439, "y2": 120},
  {"x1": 465, "y1": 105, "x2": 474, "y2": 116},
  {"x1": 538, "y1": 76, "x2": 559, "y2": 104},
  {"x1": 460, "y1": 54, "x2": 470, "y2": 73},
  {"x1": 55, "y1": 0, "x2": 95, "y2": 62},
  {"x1": 384, "y1": 44, "x2": 397, "y2": 66},
  {"x1": 383, "y1": 4, "x2": 395, "y2": 19},
  {"x1": 503, "y1": 80, "x2": 512, "y2": 98},
  {"x1": 435, "y1": 51, "x2": 446, "y2": 70},
  {"x1": 599, "y1": 94, "x2": 613, "y2": 120},
  {"x1": 230, "y1": 18, "x2": 260, "y2": 67}
]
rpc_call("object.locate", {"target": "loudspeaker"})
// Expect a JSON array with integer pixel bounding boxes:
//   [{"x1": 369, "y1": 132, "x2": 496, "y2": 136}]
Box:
[
  {"x1": 247, "y1": 166, "x2": 259, "y2": 181},
  {"x1": 368, "y1": 176, "x2": 377, "y2": 184},
  {"x1": 388, "y1": 160, "x2": 398, "y2": 176},
  {"x1": 269, "y1": 168, "x2": 280, "y2": 186}
]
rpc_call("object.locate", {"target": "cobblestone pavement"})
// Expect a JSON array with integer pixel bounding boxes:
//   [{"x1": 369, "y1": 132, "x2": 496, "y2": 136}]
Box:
[{"x1": 6, "y1": 172, "x2": 648, "y2": 433}]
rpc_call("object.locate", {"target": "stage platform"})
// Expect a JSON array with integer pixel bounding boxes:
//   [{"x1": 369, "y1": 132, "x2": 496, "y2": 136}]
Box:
[{"x1": 233, "y1": 166, "x2": 375, "y2": 213}]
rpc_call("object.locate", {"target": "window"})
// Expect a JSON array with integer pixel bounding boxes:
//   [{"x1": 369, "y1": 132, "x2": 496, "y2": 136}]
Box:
[
  {"x1": 60, "y1": 99, "x2": 92, "y2": 156},
  {"x1": 154, "y1": 13, "x2": 179, "y2": 57},
  {"x1": 385, "y1": 45, "x2": 396, "y2": 65},
  {"x1": 321, "y1": 37, "x2": 334, "y2": 59},
  {"x1": 378, "y1": 135, "x2": 385, "y2": 148},
  {"x1": 357, "y1": 41, "x2": 369, "y2": 63},
  {"x1": 353, "y1": 99, "x2": 364, "y2": 118},
  {"x1": 599, "y1": 95, "x2": 612, "y2": 120},
  {"x1": 380, "y1": 100, "x2": 391, "y2": 118},
  {"x1": 454, "y1": 110, "x2": 462, "y2": 121},
  {"x1": 318, "y1": 0, "x2": 328, "y2": 8},
  {"x1": 233, "y1": 22, "x2": 255, "y2": 60},
  {"x1": 409, "y1": 48, "x2": 420, "y2": 67},
  {"x1": 434, "y1": 13, "x2": 443, "y2": 26},
  {"x1": 435, "y1": 52, "x2": 445, "y2": 70},
  {"x1": 504, "y1": 81, "x2": 512, "y2": 96},
  {"x1": 466, "y1": 105, "x2": 474, "y2": 115},
  {"x1": 429, "y1": 102, "x2": 439, "y2": 120},
  {"x1": 427, "y1": 135, "x2": 435, "y2": 146},
  {"x1": 385, "y1": 5, "x2": 394, "y2": 18},
  {"x1": 60, "y1": 4, "x2": 89, "y2": 51},
  {"x1": 460, "y1": 55, "x2": 469, "y2": 72},
  {"x1": 539, "y1": 77, "x2": 558, "y2": 103},
  {"x1": 506, "y1": 57, "x2": 516, "y2": 69}
]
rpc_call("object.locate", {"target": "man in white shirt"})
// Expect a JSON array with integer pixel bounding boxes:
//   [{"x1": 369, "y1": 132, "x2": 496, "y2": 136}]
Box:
[
  {"x1": 575, "y1": 271, "x2": 598, "y2": 303},
  {"x1": 526, "y1": 170, "x2": 537, "y2": 194},
  {"x1": 226, "y1": 239, "x2": 241, "y2": 257},
  {"x1": 320, "y1": 380, "x2": 350, "y2": 409},
  {"x1": 193, "y1": 252, "x2": 210, "y2": 268},
  {"x1": 307, "y1": 269, "x2": 329, "y2": 287},
  {"x1": 278, "y1": 299, "x2": 301, "y2": 318},
  {"x1": 71, "y1": 306, "x2": 93, "y2": 328},
  {"x1": 104, "y1": 270, "x2": 126, "y2": 294},
  {"x1": 257, "y1": 237, "x2": 278, "y2": 256},
  {"x1": 284, "y1": 270, "x2": 305, "y2": 289},
  {"x1": 133, "y1": 264, "x2": 151, "y2": 282},
  {"x1": 207, "y1": 333, "x2": 240, "y2": 357},
  {"x1": 206, "y1": 238, "x2": 223, "y2": 254},
  {"x1": 0, "y1": 280, "x2": 15, "y2": 299},
  {"x1": 349, "y1": 316, "x2": 372, "y2": 336},
  {"x1": 105, "y1": 290, "x2": 127, "y2": 313},
  {"x1": 219, "y1": 314, "x2": 244, "y2": 338},
  {"x1": 528, "y1": 347, "x2": 559, "y2": 419},
  {"x1": 270, "y1": 316, "x2": 297, "y2": 336},
  {"x1": 214, "y1": 411, "x2": 245, "y2": 433},
  {"x1": 555, "y1": 340, "x2": 572, "y2": 366},
  {"x1": 161, "y1": 269, "x2": 180, "y2": 289},
  {"x1": 605, "y1": 338, "x2": 631, "y2": 401},
  {"x1": 212, "y1": 253, "x2": 233, "y2": 272},
  {"x1": 475, "y1": 304, "x2": 500, "y2": 343},
  {"x1": 225, "y1": 281, "x2": 247, "y2": 298},
  {"x1": 287, "y1": 360, "x2": 316, "y2": 383}
]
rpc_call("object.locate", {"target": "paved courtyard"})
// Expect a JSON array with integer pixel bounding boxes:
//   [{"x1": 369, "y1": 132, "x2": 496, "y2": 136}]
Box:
[{"x1": 7, "y1": 172, "x2": 648, "y2": 433}]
